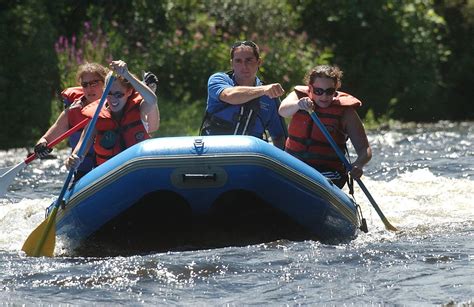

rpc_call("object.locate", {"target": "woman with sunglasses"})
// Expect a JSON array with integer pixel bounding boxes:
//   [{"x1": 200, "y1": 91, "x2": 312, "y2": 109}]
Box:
[
  {"x1": 65, "y1": 60, "x2": 159, "y2": 170},
  {"x1": 34, "y1": 62, "x2": 108, "y2": 181},
  {"x1": 279, "y1": 65, "x2": 372, "y2": 188}
]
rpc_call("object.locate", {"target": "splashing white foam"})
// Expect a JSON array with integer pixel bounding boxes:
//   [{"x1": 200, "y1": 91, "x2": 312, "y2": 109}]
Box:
[
  {"x1": 1, "y1": 168, "x2": 471, "y2": 253},
  {"x1": 0, "y1": 198, "x2": 54, "y2": 252},
  {"x1": 356, "y1": 168, "x2": 473, "y2": 233}
]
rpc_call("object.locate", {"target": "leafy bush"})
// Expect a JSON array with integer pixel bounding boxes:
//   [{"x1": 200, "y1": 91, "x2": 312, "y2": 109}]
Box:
[
  {"x1": 55, "y1": 21, "x2": 113, "y2": 89},
  {"x1": 0, "y1": 0, "x2": 59, "y2": 149},
  {"x1": 434, "y1": 0, "x2": 474, "y2": 120},
  {"x1": 2, "y1": 0, "x2": 473, "y2": 149},
  {"x1": 54, "y1": 0, "x2": 323, "y2": 136},
  {"x1": 293, "y1": 0, "x2": 447, "y2": 121}
]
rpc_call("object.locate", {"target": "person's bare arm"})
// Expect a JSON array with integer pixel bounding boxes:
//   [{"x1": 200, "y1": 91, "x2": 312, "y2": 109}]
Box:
[
  {"x1": 220, "y1": 83, "x2": 284, "y2": 105},
  {"x1": 140, "y1": 100, "x2": 160, "y2": 133},
  {"x1": 128, "y1": 73, "x2": 159, "y2": 132},
  {"x1": 124, "y1": 71, "x2": 157, "y2": 110},
  {"x1": 343, "y1": 108, "x2": 372, "y2": 179},
  {"x1": 278, "y1": 91, "x2": 314, "y2": 117},
  {"x1": 36, "y1": 110, "x2": 70, "y2": 145},
  {"x1": 110, "y1": 60, "x2": 159, "y2": 133}
]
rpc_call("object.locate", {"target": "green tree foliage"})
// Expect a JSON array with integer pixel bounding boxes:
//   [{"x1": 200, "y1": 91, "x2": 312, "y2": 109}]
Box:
[
  {"x1": 434, "y1": 0, "x2": 474, "y2": 119},
  {"x1": 61, "y1": 0, "x2": 319, "y2": 135},
  {"x1": 150, "y1": 0, "x2": 320, "y2": 134},
  {"x1": 1, "y1": 0, "x2": 473, "y2": 148},
  {"x1": 293, "y1": 0, "x2": 447, "y2": 121},
  {"x1": 55, "y1": 22, "x2": 113, "y2": 89},
  {"x1": 205, "y1": 0, "x2": 329, "y2": 89},
  {"x1": 129, "y1": 0, "x2": 320, "y2": 102},
  {"x1": 0, "y1": 0, "x2": 59, "y2": 149}
]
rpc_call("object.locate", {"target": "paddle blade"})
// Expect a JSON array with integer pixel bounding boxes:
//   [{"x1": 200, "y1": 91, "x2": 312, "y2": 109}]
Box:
[
  {"x1": 0, "y1": 161, "x2": 26, "y2": 198},
  {"x1": 22, "y1": 216, "x2": 56, "y2": 257},
  {"x1": 382, "y1": 218, "x2": 398, "y2": 232},
  {"x1": 0, "y1": 166, "x2": 11, "y2": 176}
]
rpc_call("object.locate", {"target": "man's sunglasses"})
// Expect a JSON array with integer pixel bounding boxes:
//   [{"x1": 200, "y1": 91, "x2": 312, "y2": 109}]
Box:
[
  {"x1": 312, "y1": 87, "x2": 336, "y2": 96},
  {"x1": 81, "y1": 80, "x2": 102, "y2": 88},
  {"x1": 107, "y1": 91, "x2": 126, "y2": 99}
]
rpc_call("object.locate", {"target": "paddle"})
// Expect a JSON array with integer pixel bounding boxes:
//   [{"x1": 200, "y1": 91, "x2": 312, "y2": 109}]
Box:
[
  {"x1": 22, "y1": 73, "x2": 115, "y2": 257},
  {"x1": 0, "y1": 118, "x2": 90, "y2": 198},
  {"x1": 308, "y1": 110, "x2": 398, "y2": 231}
]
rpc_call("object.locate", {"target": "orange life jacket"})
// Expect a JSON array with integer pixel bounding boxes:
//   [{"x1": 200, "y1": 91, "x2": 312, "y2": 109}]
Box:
[
  {"x1": 61, "y1": 87, "x2": 84, "y2": 107},
  {"x1": 285, "y1": 86, "x2": 362, "y2": 174},
  {"x1": 61, "y1": 87, "x2": 89, "y2": 128},
  {"x1": 82, "y1": 91, "x2": 149, "y2": 165}
]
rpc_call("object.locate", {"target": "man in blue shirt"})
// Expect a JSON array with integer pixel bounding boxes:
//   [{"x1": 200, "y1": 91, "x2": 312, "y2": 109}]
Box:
[{"x1": 200, "y1": 41, "x2": 287, "y2": 149}]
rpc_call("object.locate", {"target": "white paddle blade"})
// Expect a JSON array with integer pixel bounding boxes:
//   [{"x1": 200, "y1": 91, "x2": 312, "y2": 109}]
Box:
[{"x1": 0, "y1": 161, "x2": 26, "y2": 197}]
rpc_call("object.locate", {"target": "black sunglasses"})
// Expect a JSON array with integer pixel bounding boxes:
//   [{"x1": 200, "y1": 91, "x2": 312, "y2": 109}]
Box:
[
  {"x1": 312, "y1": 87, "x2": 336, "y2": 96},
  {"x1": 81, "y1": 80, "x2": 102, "y2": 88},
  {"x1": 107, "y1": 91, "x2": 126, "y2": 99}
]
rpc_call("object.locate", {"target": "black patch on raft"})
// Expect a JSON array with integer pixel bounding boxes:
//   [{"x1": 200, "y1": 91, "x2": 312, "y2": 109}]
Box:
[{"x1": 75, "y1": 189, "x2": 313, "y2": 256}]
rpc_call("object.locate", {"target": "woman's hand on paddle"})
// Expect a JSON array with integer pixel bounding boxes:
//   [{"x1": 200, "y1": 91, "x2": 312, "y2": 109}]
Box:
[
  {"x1": 298, "y1": 97, "x2": 314, "y2": 111},
  {"x1": 350, "y1": 164, "x2": 363, "y2": 179},
  {"x1": 34, "y1": 140, "x2": 52, "y2": 159},
  {"x1": 65, "y1": 153, "x2": 83, "y2": 171},
  {"x1": 109, "y1": 60, "x2": 130, "y2": 78}
]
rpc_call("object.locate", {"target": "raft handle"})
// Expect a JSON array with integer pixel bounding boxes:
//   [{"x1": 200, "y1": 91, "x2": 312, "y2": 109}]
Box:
[{"x1": 182, "y1": 173, "x2": 217, "y2": 182}]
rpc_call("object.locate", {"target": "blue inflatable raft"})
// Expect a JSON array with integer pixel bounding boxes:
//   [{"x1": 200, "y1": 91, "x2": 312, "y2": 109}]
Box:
[{"x1": 51, "y1": 136, "x2": 363, "y2": 254}]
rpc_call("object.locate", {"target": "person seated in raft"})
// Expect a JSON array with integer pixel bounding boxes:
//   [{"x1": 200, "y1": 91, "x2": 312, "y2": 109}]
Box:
[
  {"x1": 34, "y1": 62, "x2": 108, "y2": 181},
  {"x1": 278, "y1": 65, "x2": 372, "y2": 188},
  {"x1": 65, "y1": 60, "x2": 160, "y2": 170},
  {"x1": 200, "y1": 40, "x2": 287, "y2": 149},
  {"x1": 34, "y1": 62, "x2": 159, "y2": 181}
]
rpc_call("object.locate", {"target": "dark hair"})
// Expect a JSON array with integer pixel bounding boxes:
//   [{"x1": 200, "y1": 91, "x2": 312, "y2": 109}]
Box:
[
  {"x1": 305, "y1": 65, "x2": 343, "y2": 88},
  {"x1": 230, "y1": 41, "x2": 260, "y2": 60}
]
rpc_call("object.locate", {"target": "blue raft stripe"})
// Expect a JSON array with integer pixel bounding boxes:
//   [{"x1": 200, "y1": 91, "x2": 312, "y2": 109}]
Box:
[{"x1": 58, "y1": 153, "x2": 359, "y2": 226}]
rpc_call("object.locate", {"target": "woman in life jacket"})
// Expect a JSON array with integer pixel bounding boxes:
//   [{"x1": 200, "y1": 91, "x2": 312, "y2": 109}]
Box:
[
  {"x1": 279, "y1": 65, "x2": 372, "y2": 188},
  {"x1": 34, "y1": 62, "x2": 108, "y2": 180},
  {"x1": 65, "y1": 60, "x2": 159, "y2": 171}
]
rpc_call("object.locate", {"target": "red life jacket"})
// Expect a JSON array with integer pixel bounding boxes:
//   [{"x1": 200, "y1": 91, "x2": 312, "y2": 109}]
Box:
[
  {"x1": 285, "y1": 86, "x2": 362, "y2": 174},
  {"x1": 61, "y1": 87, "x2": 89, "y2": 128},
  {"x1": 82, "y1": 91, "x2": 150, "y2": 165},
  {"x1": 61, "y1": 87, "x2": 84, "y2": 107}
]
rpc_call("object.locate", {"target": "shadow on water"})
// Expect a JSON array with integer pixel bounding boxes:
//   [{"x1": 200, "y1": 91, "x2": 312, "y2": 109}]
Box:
[{"x1": 74, "y1": 190, "x2": 317, "y2": 257}]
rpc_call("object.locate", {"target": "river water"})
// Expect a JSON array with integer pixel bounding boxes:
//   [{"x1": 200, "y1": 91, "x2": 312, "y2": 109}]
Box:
[{"x1": 0, "y1": 121, "x2": 472, "y2": 305}]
